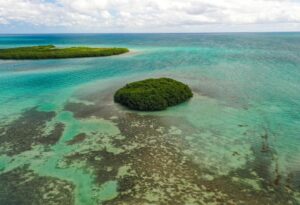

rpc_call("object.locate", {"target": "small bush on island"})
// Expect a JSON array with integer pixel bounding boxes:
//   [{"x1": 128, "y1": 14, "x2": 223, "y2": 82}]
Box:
[
  {"x1": 114, "y1": 78, "x2": 193, "y2": 111},
  {"x1": 0, "y1": 45, "x2": 129, "y2": 60}
]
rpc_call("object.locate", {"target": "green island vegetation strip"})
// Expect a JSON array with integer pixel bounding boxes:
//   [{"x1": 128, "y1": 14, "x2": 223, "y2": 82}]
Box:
[{"x1": 0, "y1": 45, "x2": 129, "y2": 59}]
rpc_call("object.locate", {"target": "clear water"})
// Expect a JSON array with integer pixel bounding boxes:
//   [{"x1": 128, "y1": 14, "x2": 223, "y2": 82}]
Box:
[{"x1": 0, "y1": 33, "x2": 299, "y2": 204}]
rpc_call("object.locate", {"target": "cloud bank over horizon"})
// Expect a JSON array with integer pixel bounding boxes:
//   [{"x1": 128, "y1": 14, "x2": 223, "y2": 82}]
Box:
[{"x1": 1, "y1": 0, "x2": 300, "y2": 33}]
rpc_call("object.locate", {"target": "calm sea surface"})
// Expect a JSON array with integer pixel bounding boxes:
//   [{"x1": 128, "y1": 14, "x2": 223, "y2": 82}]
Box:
[{"x1": 0, "y1": 33, "x2": 299, "y2": 204}]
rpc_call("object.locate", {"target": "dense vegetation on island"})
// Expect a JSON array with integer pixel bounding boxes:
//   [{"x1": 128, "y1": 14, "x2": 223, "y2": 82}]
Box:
[
  {"x1": 0, "y1": 45, "x2": 129, "y2": 60},
  {"x1": 114, "y1": 78, "x2": 193, "y2": 111}
]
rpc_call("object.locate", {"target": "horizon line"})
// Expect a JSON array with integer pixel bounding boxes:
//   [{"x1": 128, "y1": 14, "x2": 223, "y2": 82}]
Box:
[{"x1": 0, "y1": 31, "x2": 300, "y2": 35}]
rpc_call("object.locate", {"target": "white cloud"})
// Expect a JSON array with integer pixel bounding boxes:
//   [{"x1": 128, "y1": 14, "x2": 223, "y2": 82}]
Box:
[{"x1": 0, "y1": 0, "x2": 300, "y2": 32}]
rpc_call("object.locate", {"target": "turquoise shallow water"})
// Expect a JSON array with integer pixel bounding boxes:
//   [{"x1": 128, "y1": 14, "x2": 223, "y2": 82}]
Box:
[{"x1": 0, "y1": 33, "x2": 300, "y2": 204}]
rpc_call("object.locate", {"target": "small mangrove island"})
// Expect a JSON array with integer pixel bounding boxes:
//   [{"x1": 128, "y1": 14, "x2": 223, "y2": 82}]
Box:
[
  {"x1": 0, "y1": 45, "x2": 129, "y2": 60},
  {"x1": 114, "y1": 78, "x2": 193, "y2": 111}
]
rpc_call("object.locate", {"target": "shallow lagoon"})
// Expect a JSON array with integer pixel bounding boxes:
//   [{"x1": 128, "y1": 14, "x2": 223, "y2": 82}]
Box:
[{"x1": 0, "y1": 33, "x2": 300, "y2": 204}]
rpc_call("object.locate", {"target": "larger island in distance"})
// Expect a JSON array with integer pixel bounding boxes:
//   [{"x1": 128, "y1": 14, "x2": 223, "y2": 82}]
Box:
[{"x1": 0, "y1": 45, "x2": 129, "y2": 60}]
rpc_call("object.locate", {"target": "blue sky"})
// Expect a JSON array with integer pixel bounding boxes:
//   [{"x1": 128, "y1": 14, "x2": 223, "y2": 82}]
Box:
[{"x1": 1, "y1": 0, "x2": 300, "y2": 33}]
